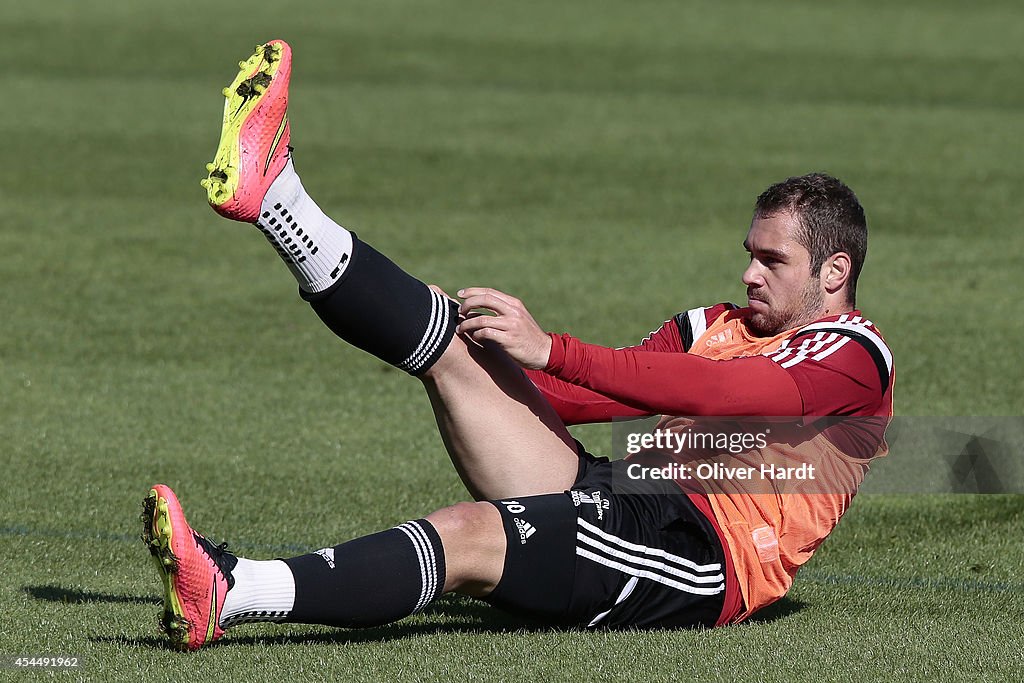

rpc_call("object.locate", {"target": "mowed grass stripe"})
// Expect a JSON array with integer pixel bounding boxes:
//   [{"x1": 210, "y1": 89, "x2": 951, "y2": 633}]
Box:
[{"x1": 3, "y1": 78, "x2": 1022, "y2": 242}]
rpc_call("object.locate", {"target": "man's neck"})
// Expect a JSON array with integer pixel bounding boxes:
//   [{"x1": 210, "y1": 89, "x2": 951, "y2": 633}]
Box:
[
  {"x1": 803, "y1": 304, "x2": 855, "y2": 327},
  {"x1": 748, "y1": 304, "x2": 857, "y2": 338}
]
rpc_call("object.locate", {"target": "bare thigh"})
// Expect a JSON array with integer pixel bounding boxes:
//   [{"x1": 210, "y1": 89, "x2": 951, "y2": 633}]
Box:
[{"x1": 419, "y1": 333, "x2": 580, "y2": 501}]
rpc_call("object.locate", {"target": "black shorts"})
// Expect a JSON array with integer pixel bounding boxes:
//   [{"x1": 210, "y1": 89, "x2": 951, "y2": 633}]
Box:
[{"x1": 485, "y1": 444, "x2": 727, "y2": 629}]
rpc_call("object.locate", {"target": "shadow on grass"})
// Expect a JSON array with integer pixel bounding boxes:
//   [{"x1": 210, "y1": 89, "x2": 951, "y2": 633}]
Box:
[
  {"x1": 24, "y1": 584, "x2": 161, "y2": 605},
  {"x1": 742, "y1": 596, "x2": 810, "y2": 623},
  {"x1": 92, "y1": 598, "x2": 563, "y2": 649},
  {"x1": 89, "y1": 605, "x2": 562, "y2": 650},
  {"x1": 90, "y1": 623, "x2": 553, "y2": 650},
  {"x1": 194, "y1": 597, "x2": 816, "y2": 646},
  {"x1": 32, "y1": 584, "x2": 809, "y2": 649}
]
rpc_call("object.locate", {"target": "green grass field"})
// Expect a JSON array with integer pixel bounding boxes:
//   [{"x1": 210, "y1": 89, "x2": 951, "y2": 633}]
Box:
[{"x1": 3, "y1": 0, "x2": 1023, "y2": 680}]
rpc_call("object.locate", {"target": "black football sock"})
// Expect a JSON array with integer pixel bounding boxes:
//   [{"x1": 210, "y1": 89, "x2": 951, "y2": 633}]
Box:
[
  {"x1": 301, "y1": 236, "x2": 459, "y2": 376},
  {"x1": 282, "y1": 519, "x2": 446, "y2": 628}
]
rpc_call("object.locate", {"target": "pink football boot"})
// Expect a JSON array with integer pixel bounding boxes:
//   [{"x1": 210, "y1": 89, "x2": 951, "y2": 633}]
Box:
[
  {"x1": 141, "y1": 484, "x2": 237, "y2": 651},
  {"x1": 201, "y1": 40, "x2": 292, "y2": 222}
]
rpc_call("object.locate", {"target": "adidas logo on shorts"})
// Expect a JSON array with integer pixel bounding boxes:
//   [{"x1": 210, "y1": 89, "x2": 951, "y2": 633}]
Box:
[
  {"x1": 571, "y1": 490, "x2": 610, "y2": 520},
  {"x1": 513, "y1": 517, "x2": 537, "y2": 544}
]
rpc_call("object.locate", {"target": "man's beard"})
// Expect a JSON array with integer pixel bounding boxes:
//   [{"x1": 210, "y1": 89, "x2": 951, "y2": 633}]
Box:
[{"x1": 747, "y1": 279, "x2": 824, "y2": 336}]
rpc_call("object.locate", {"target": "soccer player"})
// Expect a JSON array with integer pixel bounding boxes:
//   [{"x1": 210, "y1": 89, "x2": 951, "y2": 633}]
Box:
[{"x1": 141, "y1": 40, "x2": 894, "y2": 651}]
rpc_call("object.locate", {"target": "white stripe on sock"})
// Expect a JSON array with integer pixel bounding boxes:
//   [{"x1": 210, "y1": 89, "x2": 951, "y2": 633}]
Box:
[
  {"x1": 411, "y1": 296, "x2": 452, "y2": 373},
  {"x1": 398, "y1": 290, "x2": 442, "y2": 372},
  {"x1": 396, "y1": 523, "x2": 431, "y2": 613},
  {"x1": 400, "y1": 290, "x2": 452, "y2": 374},
  {"x1": 402, "y1": 521, "x2": 439, "y2": 612}
]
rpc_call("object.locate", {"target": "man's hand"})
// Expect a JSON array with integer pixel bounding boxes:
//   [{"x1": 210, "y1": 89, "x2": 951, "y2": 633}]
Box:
[{"x1": 456, "y1": 287, "x2": 553, "y2": 370}]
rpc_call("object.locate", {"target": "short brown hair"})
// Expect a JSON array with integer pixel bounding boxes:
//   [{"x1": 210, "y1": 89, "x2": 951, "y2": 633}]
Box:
[{"x1": 755, "y1": 173, "x2": 867, "y2": 305}]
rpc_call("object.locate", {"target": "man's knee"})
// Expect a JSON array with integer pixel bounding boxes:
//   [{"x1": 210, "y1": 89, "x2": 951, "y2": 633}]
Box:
[
  {"x1": 427, "y1": 502, "x2": 502, "y2": 546},
  {"x1": 426, "y1": 502, "x2": 506, "y2": 596}
]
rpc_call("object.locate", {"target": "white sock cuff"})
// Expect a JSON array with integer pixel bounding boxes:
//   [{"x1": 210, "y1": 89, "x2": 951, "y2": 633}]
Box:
[{"x1": 220, "y1": 558, "x2": 296, "y2": 628}]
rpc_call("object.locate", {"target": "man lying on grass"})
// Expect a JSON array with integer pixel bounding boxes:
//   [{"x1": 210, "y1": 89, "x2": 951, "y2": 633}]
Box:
[{"x1": 141, "y1": 40, "x2": 894, "y2": 650}]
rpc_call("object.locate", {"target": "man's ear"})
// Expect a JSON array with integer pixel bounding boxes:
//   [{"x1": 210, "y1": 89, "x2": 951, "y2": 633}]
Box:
[{"x1": 822, "y1": 252, "x2": 852, "y2": 295}]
